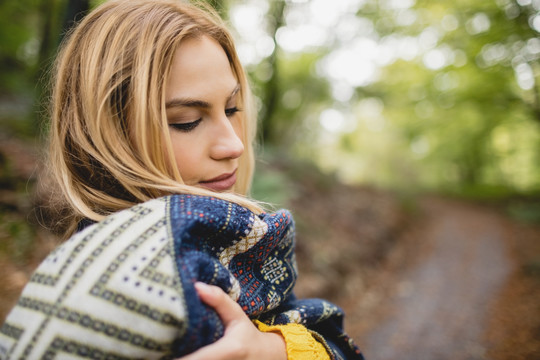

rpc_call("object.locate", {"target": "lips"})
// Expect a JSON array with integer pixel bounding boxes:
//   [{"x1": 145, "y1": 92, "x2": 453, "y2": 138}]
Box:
[{"x1": 199, "y1": 170, "x2": 237, "y2": 192}]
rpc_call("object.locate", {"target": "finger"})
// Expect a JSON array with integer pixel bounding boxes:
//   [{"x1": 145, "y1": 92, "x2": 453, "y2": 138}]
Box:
[
  {"x1": 175, "y1": 336, "x2": 243, "y2": 360},
  {"x1": 194, "y1": 282, "x2": 247, "y2": 325}
]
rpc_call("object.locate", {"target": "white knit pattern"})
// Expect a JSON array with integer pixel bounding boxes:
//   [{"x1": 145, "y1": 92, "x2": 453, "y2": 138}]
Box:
[{"x1": 0, "y1": 198, "x2": 187, "y2": 360}]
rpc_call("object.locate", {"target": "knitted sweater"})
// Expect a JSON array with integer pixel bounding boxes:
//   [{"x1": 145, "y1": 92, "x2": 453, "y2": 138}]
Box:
[{"x1": 0, "y1": 195, "x2": 363, "y2": 359}]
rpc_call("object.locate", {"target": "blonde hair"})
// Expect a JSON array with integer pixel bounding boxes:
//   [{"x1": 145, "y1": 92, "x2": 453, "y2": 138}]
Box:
[{"x1": 47, "y1": 0, "x2": 260, "y2": 236}]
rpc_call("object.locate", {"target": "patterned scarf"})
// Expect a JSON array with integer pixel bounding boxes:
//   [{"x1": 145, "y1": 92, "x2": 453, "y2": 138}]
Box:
[{"x1": 0, "y1": 195, "x2": 362, "y2": 359}]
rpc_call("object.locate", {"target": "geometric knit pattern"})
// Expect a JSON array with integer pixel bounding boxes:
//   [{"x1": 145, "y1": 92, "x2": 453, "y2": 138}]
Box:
[{"x1": 0, "y1": 195, "x2": 363, "y2": 359}]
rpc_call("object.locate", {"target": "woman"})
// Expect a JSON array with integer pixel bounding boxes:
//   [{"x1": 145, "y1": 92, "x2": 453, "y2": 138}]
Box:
[{"x1": 0, "y1": 1, "x2": 364, "y2": 359}]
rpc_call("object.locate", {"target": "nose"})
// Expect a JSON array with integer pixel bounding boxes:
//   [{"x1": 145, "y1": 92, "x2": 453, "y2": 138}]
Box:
[{"x1": 210, "y1": 116, "x2": 244, "y2": 160}]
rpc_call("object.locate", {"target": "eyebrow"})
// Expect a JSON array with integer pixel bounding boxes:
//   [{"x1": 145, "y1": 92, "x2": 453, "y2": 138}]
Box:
[{"x1": 165, "y1": 83, "x2": 240, "y2": 109}]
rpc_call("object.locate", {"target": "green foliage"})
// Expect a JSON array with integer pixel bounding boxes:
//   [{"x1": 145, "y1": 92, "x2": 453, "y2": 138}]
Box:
[
  {"x1": 0, "y1": 0, "x2": 39, "y2": 95},
  {"x1": 507, "y1": 201, "x2": 540, "y2": 224},
  {"x1": 299, "y1": 0, "x2": 540, "y2": 194},
  {"x1": 0, "y1": 0, "x2": 69, "y2": 137},
  {"x1": 251, "y1": 162, "x2": 293, "y2": 208},
  {"x1": 250, "y1": 51, "x2": 331, "y2": 147},
  {"x1": 0, "y1": 213, "x2": 36, "y2": 266},
  {"x1": 2, "y1": 0, "x2": 540, "y2": 197}
]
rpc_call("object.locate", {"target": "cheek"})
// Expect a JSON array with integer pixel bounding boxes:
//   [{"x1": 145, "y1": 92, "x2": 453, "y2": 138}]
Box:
[
  {"x1": 170, "y1": 134, "x2": 203, "y2": 184},
  {"x1": 232, "y1": 117, "x2": 245, "y2": 144}
]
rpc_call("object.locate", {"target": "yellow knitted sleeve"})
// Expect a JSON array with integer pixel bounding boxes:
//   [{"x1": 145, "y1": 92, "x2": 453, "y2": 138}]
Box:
[{"x1": 254, "y1": 320, "x2": 331, "y2": 360}]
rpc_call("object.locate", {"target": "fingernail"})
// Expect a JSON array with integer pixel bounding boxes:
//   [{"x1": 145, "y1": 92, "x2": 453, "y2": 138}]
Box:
[{"x1": 194, "y1": 281, "x2": 211, "y2": 293}]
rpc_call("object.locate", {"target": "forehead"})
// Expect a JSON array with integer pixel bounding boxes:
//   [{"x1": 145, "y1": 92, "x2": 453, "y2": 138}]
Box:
[{"x1": 165, "y1": 35, "x2": 237, "y2": 101}]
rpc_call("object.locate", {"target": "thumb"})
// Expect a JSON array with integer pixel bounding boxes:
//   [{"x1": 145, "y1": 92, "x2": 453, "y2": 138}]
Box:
[{"x1": 194, "y1": 282, "x2": 246, "y2": 326}]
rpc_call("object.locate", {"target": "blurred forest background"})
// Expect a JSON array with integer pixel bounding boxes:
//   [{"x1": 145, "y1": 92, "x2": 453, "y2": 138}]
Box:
[
  {"x1": 1, "y1": 0, "x2": 540, "y2": 359},
  {"x1": 1, "y1": 0, "x2": 540, "y2": 196}
]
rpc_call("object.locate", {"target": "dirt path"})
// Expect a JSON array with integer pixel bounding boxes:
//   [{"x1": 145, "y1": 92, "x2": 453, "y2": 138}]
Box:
[{"x1": 358, "y1": 197, "x2": 516, "y2": 360}]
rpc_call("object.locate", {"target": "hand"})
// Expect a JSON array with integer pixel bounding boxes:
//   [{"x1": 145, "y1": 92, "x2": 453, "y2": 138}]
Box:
[{"x1": 176, "y1": 282, "x2": 287, "y2": 360}]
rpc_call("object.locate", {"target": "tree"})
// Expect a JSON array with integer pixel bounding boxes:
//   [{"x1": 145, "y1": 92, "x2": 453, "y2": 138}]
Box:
[{"x1": 308, "y1": 0, "x2": 540, "y2": 192}]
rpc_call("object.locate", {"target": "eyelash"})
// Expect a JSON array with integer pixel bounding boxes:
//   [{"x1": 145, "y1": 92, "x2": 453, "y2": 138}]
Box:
[
  {"x1": 169, "y1": 119, "x2": 202, "y2": 132},
  {"x1": 225, "y1": 106, "x2": 241, "y2": 117},
  {"x1": 169, "y1": 107, "x2": 241, "y2": 132}
]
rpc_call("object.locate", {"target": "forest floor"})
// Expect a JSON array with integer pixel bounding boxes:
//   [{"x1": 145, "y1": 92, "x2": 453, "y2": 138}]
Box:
[
  {"x1": 293, "y1": 193, "x2": 540, "y2": 360},
  {"x1": 355, "y1": 197, "x2": 540, "y2": 360},
  {"x1": 272, "y1": 157, "x2": 540, "y2": 360},
  {"x1": 1, "y1": 136, "x2": 540, "y2": 359}
]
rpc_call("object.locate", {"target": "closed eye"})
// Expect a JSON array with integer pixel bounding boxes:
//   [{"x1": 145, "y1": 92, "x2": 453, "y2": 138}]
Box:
[
  {"x1": 225, "y1": 106, "x2": 241, "y2": 117},
  {"x1": 169, "y1": 119, "x2": 202, "y2": 132}
]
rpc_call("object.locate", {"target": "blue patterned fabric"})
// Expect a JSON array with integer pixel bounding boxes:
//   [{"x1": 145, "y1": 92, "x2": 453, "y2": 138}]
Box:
[
  {"x1": 168, "y1": 195, "x2": 297, "y2": 354},
  {"x1": 167, "y1": 195, "x2": 363, "y2": 359},
  {"x1": 0, "y1": 195, "x2": 363, "y2": 359}
]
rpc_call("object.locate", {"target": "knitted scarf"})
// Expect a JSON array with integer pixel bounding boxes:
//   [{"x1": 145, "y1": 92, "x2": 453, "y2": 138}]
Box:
[{"x1": 0, "y1": 195, "x2": 362, "y2": 359}]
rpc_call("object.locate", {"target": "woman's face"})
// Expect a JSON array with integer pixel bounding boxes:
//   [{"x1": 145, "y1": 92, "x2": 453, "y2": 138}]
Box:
[{"x1": 165, "y1": 35, "x2": 244, "y2": 192}]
